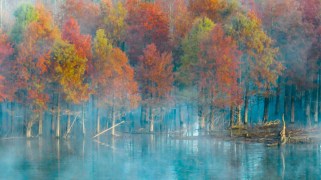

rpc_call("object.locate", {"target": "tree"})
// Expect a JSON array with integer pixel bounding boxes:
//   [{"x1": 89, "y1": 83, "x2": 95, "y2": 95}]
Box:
[
  {"x1": 62, "y1": 17, "x2": 92, "y2": 74},
  {"x1": 188, "y1": 0, "x2": 235, "y2": 22},
  {"x1": 260, "y1": 0, "x2": 312, "y2": 123},
  {"x1": 178, "y1": 17, "x2": 215, "y2": 87},
  {"x1": 198, "y1": 24, "x2": 242, "y2": 130},
  {"x1": 126, "y1": 1, "x2": 170, "y2": 65},
  {"x1": 99, "y1": 0, "x2": 127, "y2": 47},
  {"x1": 11, "y1": 4, "x2": 38, "y2": 43},
  {"x1": 0, "y1": 31, "x2": 14, "y2": 101},
  {"x1": 50, "y1": 39, "x2": 89, "y2": 138},
  {"x1": 177, "y1": 17, "x2": 214, "y2": 129},
  {"x1": 16, "y1": 5, "x2": 60, "y2": 137},
  {"x1": 61, "y1": 0, "x2": 100, "y2": 34},
  {"x1": 227, "y1": 11, "x2": 283, "y2": 124},
  {"x1": 92, "y1": 29, "x2": 139, "y2": 134},
  {"x1": 137, "y1": 44, "x2": 173, "y2": 132}
]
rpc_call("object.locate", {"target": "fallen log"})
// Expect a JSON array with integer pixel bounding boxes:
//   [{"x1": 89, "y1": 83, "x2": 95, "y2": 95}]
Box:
[
  {"x1": 63, "y1": 112, "x2": 81, "y2": 139},
  {"x1": 92, "y1": 121, "x2": 125, "y2": 138}
]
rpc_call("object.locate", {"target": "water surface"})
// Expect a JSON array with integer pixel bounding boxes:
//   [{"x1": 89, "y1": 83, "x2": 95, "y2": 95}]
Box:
[{"x1": 0, "y1": 135, "x2": 320, "y2": 179}]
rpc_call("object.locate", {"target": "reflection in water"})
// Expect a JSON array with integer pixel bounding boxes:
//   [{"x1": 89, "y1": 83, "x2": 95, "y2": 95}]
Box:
[{"x1": 0, "y1": 136, "x2": 320, "y2": 179}]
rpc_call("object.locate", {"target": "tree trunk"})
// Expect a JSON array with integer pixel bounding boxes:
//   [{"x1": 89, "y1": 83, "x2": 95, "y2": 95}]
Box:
[
  {"x1": 149, "y1": 107, "x2": 154, "y2": 132},
  {"x1": 198, "y1": 104, "x2": 205, "y2": 129},
  {"x1": 82, "y1": 103, "x2": 85, "y2": 136},
  {"x1": 178, "y1": 106, "x2": 184, "y2": 128},
  {"x1": 275, "y1": 78, "x2": 281, "y2": 115},
  {"x1": 140, "y1": 104, "x2": 146, "y2": 128},
  {"x1": 290, "y1": 86, "x2": 295, "y2": 123},
  {"x1": 315, "y1": 74, "x2": 319, "y2": 123},
  {"x1": 67, "y1": 112, "x2": 71, "y2": 136},
  {"x1": 209, "y1": 104, "x2": 215, "y2": 131},
  {"x1": 10, "y1": 102, "x2": 14, "y2": 134},
  {"x1": 112, "y1": 106, "x2": 116, "y2": 135},
  {"x1": 26, "y1": 121, "x2": 32, "y2": 138},
  {"x1": 230, "y1": 105, "x2": 234, "y2": 127},
  {"x1": 243, "y1": 86, "x2": 249, "y2": 125},
  {"x1": 284, "y1": 85, "x2": 290, "y2": 118},
  {"x1": 263, "y1": 97, "x2": 269, "y2": 123},
  {"x1": 56, "y1": 93, "x2": 60, "y2": 138},
  {"x1": 38, "y1": 111, "x2": 43, "y2": 136},
  {"x1": 97, "y1": 107, "x2": 100, "y2": 133},
  {"x1": 51, "y1": 94, "x2": 55, "y2": 135},
  {"x1": 305, "y1": 91, "x2": 311, "y2": 126},
  {"x1": 236, "y1": 105, "x2": 242, "y2": 125}
]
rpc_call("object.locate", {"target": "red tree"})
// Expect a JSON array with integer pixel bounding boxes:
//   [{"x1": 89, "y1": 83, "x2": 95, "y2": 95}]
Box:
[
  {"x1": 198, "y1": 24, "x2": 242, "y2": 129},
  {"x1": 126, "y1": 1, "x2": 170, "y2": 65},
  {"x1": 0, "y1": 31, "x2": 14, "y2": 101},
  {"x1": 137, "y1": 44, "x2": 173, "y2": 132},
  {"x1": 62, "y1": 17, "x2": 93, "y2": 76}
]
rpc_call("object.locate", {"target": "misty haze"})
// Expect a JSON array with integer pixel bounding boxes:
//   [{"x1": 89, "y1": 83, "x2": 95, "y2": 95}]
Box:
[{"x1": 0, "y1": 0, "x2": 321, "y2": 179}]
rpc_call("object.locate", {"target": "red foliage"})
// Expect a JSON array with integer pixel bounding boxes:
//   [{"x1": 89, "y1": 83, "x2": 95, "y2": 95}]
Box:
[
  {"x1": 198, "y1": 25, "x2": 242, "y2": 107},
  {"x1": 137, "y1": 44, "x2": 173, "y2": 103},
  {"x1": 61, "y1": 0, "x2": 100, "y2": 33},
  {"x1": 62, "y1": 17, "x2": 92, "y2": 73},
  {"x1": 126, "y1": 1, "x2": 170, "y2": 65},
  {"x1": 0, "y1": 32, "x2": 14, "y2": 101}
]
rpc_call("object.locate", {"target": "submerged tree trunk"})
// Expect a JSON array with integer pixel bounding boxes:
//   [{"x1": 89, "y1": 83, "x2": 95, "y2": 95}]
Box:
[
  {"x1": 263, "y1": 97, "x2": 269, "y2": 123},
  {"x1": 209, "y1": 104, "x2": 215, "y2": 131},
  {"x1": 314, "y1": 74, "x2": 319, "y2": 123},
  {"x1": 56, "y1": 93, "x2": 61, "y2": 138},
  {"x1": 140, "y1": 104, "x2": 146, "y2": 128},
  {"x1": 198, "y1": 104, "x2": 205, "y2": 130},
  {"x1": 243, "y1": 86, "x2": 249, "y2": 125},
  {"x1": 67, "y1": 111, "x2": 71, "y2": 136},
  {"x1": 284, "y1": 85, "x2": 290, "y2": 119},
  {"x1": 97, "y1": 107, "x2": 100, "y2": 133},
  {"x1": 290, "y1": 86, "x2": 296, "y2": 123},
  {"x1": 275, "y1": 78, "x2": 281, "y2": 115},
  {"x1": 236, "y1": 105, "x2": 242, "y2": 125},
  {"x1": 51, "y1": 93, "x2": 55, "y2": 135},
  {"x1": 112, "y1": 106, "x2": 116, "y2": 135},
  {"x1": 305, "y1": 91, "x2": 311, "y2": 126},
  {"x1": 178, "y1": 105, "x2": 184, "y2": 128},
  {"x1": 230, "y1": 105, "x2": 234, "y2": 127},
  {"x1": 149, "y1": 107, "x2": 154, "y2": 132},
  {"x1": 26, "y1": 121, "x2": 32, "y2": 138},
  {"x1": 38, "y1": 111, "x2": 43, "y2": 136},
  {"x1": 82, "y1": 103, "x2": 85, "y2": 136},
  {"x1": 26, "y1": 113, "x2": 35, "y2": 138},
  {"x1": 10, "y1": 102, "x2": 14, "y2": 134}
]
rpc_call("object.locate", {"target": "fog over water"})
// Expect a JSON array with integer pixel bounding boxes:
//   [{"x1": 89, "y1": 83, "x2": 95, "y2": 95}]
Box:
[{"x1": 0, "y1": 134, "x2": 320, "y2": 179}]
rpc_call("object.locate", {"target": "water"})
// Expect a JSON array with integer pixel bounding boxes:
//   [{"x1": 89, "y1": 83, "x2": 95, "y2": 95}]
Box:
[{"x1": 0, "y1": 135, "x2": 320, "y2": 180}]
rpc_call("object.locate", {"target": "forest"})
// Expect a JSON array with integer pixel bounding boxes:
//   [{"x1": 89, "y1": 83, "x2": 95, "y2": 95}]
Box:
[{"x1": 0, "y1": 0, "x2": 320, "y2": 142}]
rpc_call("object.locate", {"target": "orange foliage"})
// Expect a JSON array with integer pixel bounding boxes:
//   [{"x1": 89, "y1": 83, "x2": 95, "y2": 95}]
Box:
[
  {"x1": 199, "y1": 25, "x2": 242, "y2": 107},
  {"x1": 137, "y1": 44, "x2": 173, "y2": 104},
  {"x1": 126, "y1": 1, "x2": 170, "y2": 64},
  {"x1": 16, "y1": 5, "x2": 59, "y2": 110},
  {"x1": 0, "y1": 32, "x2": 14, "y2": 101},
  {"x1": 62, "y1": 17, "x2": 92, "y2": 73}
]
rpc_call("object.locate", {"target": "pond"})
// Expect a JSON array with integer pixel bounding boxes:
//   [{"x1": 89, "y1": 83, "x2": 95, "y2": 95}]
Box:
[{"x1": 0, "y1": 134, "x2": 320, "y2": 179}]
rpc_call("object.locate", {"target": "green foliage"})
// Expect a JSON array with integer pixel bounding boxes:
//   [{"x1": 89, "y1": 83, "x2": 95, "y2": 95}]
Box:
[
  {"x1": 99, "y1": 1, "x2": 127, "y2": 46},
  {"x1": 178, "y1": 17, "x2": 215, "y2": 87},
  {"x1": 11, "y1": 4, "x2": 39, "y2": 43}
]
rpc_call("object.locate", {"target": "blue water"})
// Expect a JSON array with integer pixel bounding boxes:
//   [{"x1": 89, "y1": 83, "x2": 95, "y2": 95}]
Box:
[{"x1": 0, "y1": 135, "x2": 320, "y2": 180}]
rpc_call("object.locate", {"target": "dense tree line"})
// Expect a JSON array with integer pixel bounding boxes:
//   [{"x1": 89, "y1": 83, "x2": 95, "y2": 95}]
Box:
[{"x1": 0, "y1": 0, "x2": 320, "y2": 138}]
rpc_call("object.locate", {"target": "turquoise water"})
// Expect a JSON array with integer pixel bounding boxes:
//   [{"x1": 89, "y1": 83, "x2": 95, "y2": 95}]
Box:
[{"x1": 0, "y1": 135, "x2": 320, "y2": 179}]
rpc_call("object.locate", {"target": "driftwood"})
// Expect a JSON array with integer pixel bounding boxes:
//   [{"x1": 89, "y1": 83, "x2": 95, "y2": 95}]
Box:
[
  {"x1": 92, "y1": 121, "x2": 125, "y2": 138},
  {"x1": 0, "y1": 136, "x2": 26, "y2": 140},
  {"x1": 63, "y1": 112, "x2": 81, "y2": 139}
]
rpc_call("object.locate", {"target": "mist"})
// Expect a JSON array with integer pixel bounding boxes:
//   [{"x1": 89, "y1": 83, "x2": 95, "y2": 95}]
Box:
[{"x1": 0, "y1": 0, "x2": 321, "y2": 179}]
